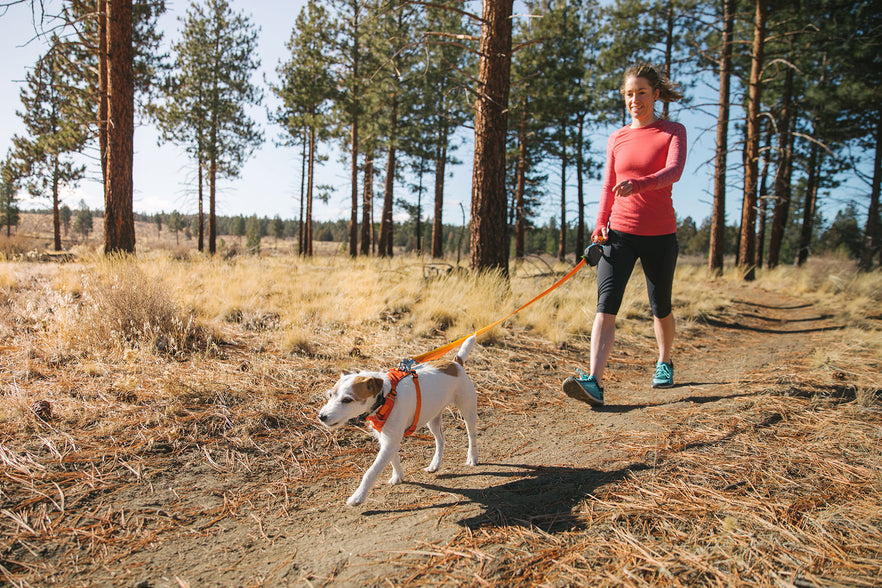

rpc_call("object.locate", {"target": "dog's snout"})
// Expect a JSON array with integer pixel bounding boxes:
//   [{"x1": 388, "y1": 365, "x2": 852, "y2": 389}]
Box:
[{"x1": 319, "y1": 412, "x2": 328, "y2": 422}]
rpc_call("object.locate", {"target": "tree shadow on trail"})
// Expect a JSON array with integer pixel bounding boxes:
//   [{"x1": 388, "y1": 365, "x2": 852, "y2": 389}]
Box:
[{"x1": 364, "y1": 462, "x2": 650, "y2": 533}]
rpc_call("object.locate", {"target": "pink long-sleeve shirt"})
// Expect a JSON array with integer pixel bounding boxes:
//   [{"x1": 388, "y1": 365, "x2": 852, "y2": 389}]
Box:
[{"x1": 595, "y1": 119, "x2": 687, "y2": 236}]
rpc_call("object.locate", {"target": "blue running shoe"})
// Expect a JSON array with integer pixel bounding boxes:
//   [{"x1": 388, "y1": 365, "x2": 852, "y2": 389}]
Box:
[
  {"x1": 652, "y1": 361, "x2": 674, "y2": 388},
  {"x1": 562, "y1": 369, "x2": 604, "y2": 407}
]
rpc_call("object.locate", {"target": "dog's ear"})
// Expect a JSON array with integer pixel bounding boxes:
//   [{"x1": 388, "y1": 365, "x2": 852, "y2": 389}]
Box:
[
  {"x1": 366, "y1": 377, "x2": 384, "y2": 395},
  {"x1": 342, "y1": 369, "x2": 357, "y2": 376}
]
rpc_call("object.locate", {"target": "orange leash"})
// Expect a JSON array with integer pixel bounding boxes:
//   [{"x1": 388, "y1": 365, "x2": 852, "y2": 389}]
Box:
[{"x1": 413, "y1": 258, "x2": 588, "y2": 363}]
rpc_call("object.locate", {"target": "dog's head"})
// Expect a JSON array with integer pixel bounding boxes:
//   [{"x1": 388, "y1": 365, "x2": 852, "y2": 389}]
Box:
[{"x1": 317, "y1": 371, "x2": 385, "y2": 430}]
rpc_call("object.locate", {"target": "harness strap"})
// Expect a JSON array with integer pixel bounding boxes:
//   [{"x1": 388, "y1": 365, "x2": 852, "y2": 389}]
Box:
[{"x1": 365, "y1": 368, "x2": 421, "y2": 437}]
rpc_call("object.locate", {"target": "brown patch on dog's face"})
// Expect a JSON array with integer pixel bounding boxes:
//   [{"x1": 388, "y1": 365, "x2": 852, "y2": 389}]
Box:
[{"x1": 351, "y1": 376, "x2": 384, "y2": 400}]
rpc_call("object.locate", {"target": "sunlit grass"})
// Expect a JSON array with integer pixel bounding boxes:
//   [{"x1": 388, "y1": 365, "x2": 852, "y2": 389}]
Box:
[{"x1": 17, "y1": 251, "x2": 872, "y2": 361}]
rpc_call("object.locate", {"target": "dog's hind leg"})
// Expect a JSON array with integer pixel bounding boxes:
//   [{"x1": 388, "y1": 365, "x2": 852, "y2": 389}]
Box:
[
  {"x1": 457, "y1": 389, "x2": 479, "y2": 467},
  {"x1": 424, "y1": 414, "x2": 445, "y2": 473},
  {"x1": 347, "y1": 437, "x2": 401, "y2": 506}
]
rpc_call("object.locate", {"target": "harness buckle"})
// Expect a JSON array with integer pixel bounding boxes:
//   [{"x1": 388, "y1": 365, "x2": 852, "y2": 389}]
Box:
[{"x1": 397, "y1": 357, "x2": 418, "y2": 373}]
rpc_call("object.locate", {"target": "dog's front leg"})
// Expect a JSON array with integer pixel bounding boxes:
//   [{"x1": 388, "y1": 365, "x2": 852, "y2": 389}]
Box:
[
  {"x1": 424, "y1": 414, "x2": 445, "y2": 473},
  {"x1": 347, "y1": 436, "x2": 401, "y2": 506},
  {"x1": 388, "y1": 451, "x2": 404, "y2": 485}
]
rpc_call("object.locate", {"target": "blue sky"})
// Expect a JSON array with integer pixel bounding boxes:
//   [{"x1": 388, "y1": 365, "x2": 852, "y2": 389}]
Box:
[{"x1": 2, "y1": 0, "x2": 842, "y2": 230}]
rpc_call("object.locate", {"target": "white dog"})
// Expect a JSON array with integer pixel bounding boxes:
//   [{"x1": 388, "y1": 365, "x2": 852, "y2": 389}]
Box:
[{"x1": 318, "y1": 335, "x2": 479, "y2": 506}]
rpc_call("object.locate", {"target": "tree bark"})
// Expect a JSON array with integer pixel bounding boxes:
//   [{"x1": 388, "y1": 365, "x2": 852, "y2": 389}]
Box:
[
  {"x1": 859, "y1": 115, "x2": 881, "y2": 271},
  {"x1": 469, "y1": 0, "x2": 514, "y2": 275},
  {"x1": 52, "y1": 156, "x2": 61, "y2": 251},
  {"x1": 103, "y1": 0, "x2": 136, "y2": 254},
  {"x1": 299, "y1": 130, "x2": 306, "y2": 255},
  {"x1": 209, "y1": 156, "x2": 217, "y2": 255},
  {"x1": 431, "y1": 125, "x2": 447, "y2": 258},
  {"x1": 797, "y1": 140, "x2": 821, "y2": 266},
  {"x1": 306, "y1": 126, "x2": 316, "y2": 256},
  {"x1": 349, "y1": 121, "x2": 359, "y2": 257},
  {"x1": 557, "y1": 149, "x2": 567, "y2": 262},
  {"x1": 98, "y1": 0, "x2": 108, "y2": 188},
  {"x1": 755, "y1": 125, "x2": 773, "y2": 268},
  {"x1": 197, "y1": 158, "x2": 204, "y2": 252},
  {"x1": 380, "y1": 96, "x2": 397, "y2": 258},
  {"x1": 737, "y1": 0, "x2": 767, "y2": 280},
  {"x1": 767, "y1": 66, "x2": 795, "y2": 269},
  {"x1": 708, "y1": 0, "x2": 734, "y2": 274},
  {"x1": 360, "y1": 154, "x2": 373, "y2": 256}
]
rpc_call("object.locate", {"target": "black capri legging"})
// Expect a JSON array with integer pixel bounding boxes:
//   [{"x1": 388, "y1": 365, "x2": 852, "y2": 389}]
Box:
[{"x1": 596, "y1": 230, "x2": 679, "y2": 318}]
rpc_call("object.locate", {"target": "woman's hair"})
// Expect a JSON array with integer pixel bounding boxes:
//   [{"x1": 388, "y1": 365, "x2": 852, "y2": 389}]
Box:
[{"x1": 621, "y1": 63, "x2": 684, "y2": 103}]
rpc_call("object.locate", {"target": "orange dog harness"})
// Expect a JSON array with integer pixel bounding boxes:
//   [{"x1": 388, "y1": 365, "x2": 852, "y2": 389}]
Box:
[{"x1": 365, "y1": 367, "x2": 421, "y2": 436}]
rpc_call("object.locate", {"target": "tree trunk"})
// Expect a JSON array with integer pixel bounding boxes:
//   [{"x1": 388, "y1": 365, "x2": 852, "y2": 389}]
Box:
[
  {"x1": 708, "y1": 0, "x2": 734, "y2": 275},
  {"x1": 797, "y1": 140, "x2": 821, "y2": 266},
  {"x1": 52, "y1": 156, "x2": 62, "y2": 251},
  {"x1": 557, "y1": 150, "x2": 567, "y2": 262},
  {"x1": 104, "y1": 0, "x2": 135, "y2": 254},
  {"x1": 349, "y1": 121, "x2": 359, "y2": 257},
  {"x1": 737, "y1": 0, "x2": 767, "y2": 280},
  {"x1": 209, "y1": 157, "x2": 217, "y2": 255},
  {"x1": 469, "y1": 0, "x2": 513, "y2": 275},
  {"x1": 360, "y1": 154, "x2": 373, "y2": 256},
  {"x1": 859, "y1": 115, "x2": 881, "y2": 271},
  {"x1": 380, "y1": 97, "x2": 397, "y2": 258},
  {"x1": 755, "y1": 124, "x2": 773, "y2": 268},
  {"x1": 197, "y1": 158, "x2": 204, "y2": 252},
  {"x1": 662, "y1": 0, "x2": 674, "y2": 120},
  {"x1": 514, "y1": 106, "x2": 527, "y2": 260},
  {"x1": 98, "y1": 0, "x2": 108, "y2": 188},
  {"x1": 431, "y1": 126, "x2": 447, "y2": 259},
  {"x1": 299, "y1": 130, "x2": 307, "y2": 255},
  {"x1": 575, "y1": 115, "x2": 586, "y2": 259},
  {"x1": 767, "y1": 66, "x2": 795, "y2": 269},
  {"x1": 306, "y1": 126, "x2": 316, "y2": 256}
]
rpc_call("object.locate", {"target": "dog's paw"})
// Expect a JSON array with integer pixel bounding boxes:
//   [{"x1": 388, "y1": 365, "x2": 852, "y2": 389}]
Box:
[
  {"x1": 465, "y1": 454, "x2": 478, "y2": 466},
  {"x1": 388, "y1": 474, "x2": 404, "y2": 486},
  {"x1": 424, "y1": 464, "x2": 439, "y2": 473},
  {"x1": 346, "y1": 493, "x2": 365, "y2": 506}
]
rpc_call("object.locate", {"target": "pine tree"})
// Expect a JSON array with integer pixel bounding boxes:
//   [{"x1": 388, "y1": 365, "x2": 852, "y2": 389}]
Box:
[
  {"x1": 155, "y1": 0, "x2": 263, "y2": 255},
  {"x1": 737, "y1": 0, "x2": 768, "y2": 281},
  {"x1": 272, "y1": 0, "x2": 336, "y2": 256},
  {"x1": 470, "y1": 0, "x2": 514, "y2": 273},
  {"x1": 9, "y1": 45, "x2": 87, "y2": 251}
]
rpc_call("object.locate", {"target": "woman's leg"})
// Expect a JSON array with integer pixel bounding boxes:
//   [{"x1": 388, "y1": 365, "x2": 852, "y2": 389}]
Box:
[
  {"x1": 653, "y1": 312, "x2": 675, "y2": 364},
  {"x1": 590, "y1": 312, "x2": 617, "y2": 386}
]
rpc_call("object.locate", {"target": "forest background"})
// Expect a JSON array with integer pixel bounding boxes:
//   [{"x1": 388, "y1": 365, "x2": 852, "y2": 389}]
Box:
[{"x1": 0, "y1": 0, "x2": 879, "y2": 270}]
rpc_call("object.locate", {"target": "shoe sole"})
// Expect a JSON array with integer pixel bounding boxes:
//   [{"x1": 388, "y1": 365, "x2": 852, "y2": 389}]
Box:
[
  {"x1": 652, "y1": 381, "x2": 674, "y2": 389},
  {"x1": 562, "y1": 377, "x2": 604, "y2": 407}
]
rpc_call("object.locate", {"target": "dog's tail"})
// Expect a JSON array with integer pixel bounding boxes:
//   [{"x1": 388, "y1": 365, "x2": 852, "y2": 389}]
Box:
[{"x1": 454, "y1": 334, "x2": 477, "y2": 366}]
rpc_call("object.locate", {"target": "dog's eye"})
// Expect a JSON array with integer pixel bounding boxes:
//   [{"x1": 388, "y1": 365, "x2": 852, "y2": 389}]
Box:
[{"x1": 341, "y1": 397, "x2": 353, "y2": 404}]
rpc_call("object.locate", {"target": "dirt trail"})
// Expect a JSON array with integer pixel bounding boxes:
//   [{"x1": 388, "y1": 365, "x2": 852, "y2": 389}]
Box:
[
  {"x1": 4, "y1": 279, "x2": 871, "y2": 587},
  {"x1": 105, "y1": 285, "x2": 849, "y2": 587}
]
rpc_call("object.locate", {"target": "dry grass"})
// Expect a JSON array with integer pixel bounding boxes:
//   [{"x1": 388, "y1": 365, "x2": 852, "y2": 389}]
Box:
[
  {"x1": 0, "y1": 251, "x2": 879, "y2": 586},
  {"x1": 376, "y1": 364, "x2": 882, "y2": 586}
]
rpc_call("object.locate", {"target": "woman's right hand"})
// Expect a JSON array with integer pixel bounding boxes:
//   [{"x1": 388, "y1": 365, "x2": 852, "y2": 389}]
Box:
[{"x1": 591, "y1": 226, "x2": 608, "y2": 244}]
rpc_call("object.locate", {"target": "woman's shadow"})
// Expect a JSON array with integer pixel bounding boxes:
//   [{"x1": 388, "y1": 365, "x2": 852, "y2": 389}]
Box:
[{"x1": 364, "y1": 461, "x2": 650, "y2": 532}]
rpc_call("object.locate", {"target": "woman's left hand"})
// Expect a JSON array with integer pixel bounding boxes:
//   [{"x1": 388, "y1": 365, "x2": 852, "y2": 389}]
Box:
[{"x1": 613, "y1": 180, "x2": 634, "y2": 197}]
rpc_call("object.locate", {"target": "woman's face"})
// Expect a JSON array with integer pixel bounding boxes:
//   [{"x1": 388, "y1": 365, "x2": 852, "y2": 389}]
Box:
[{"x1": 623, "y1": 76, "x2": 660, "y2": 126}]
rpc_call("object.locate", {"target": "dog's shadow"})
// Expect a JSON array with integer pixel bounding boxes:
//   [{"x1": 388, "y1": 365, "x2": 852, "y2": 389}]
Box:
[{"x1": 363, "y1": 462, "x2": 649, "y2": 532}]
